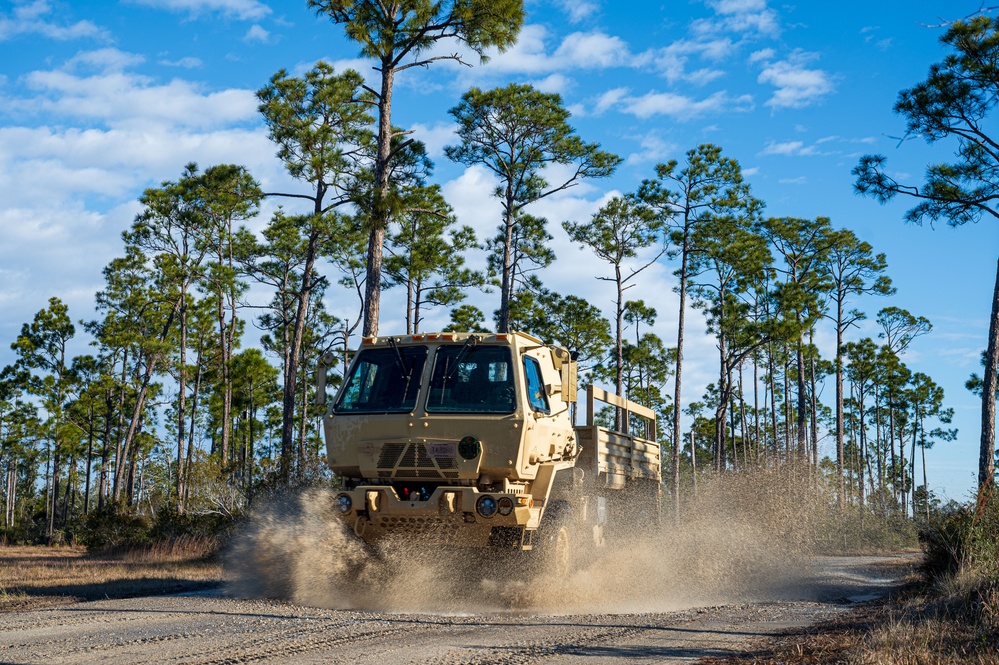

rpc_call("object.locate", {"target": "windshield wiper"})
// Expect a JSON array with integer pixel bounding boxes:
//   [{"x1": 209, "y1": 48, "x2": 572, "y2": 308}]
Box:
[
  {"x1": 442, "y1": 335, "x2": 479, "y2": 384},
  {"x1": 388, "y1": 337, "x2": 416, "y2": 402}
]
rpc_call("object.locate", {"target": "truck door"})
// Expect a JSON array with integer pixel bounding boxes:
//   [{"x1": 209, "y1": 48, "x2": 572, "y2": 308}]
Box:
[{"x1": 523, "y1": 353, "x2": 562, "y2": 466}]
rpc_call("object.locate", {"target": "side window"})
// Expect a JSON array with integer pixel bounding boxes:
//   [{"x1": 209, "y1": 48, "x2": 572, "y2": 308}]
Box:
[{"x1": 523, "y1": 356, "x2": 550, "y2": 414}]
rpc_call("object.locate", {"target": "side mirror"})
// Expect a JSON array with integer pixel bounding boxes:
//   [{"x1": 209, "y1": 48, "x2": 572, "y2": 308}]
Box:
[
  {"x1": 316, "y1": 352, "x2": 337, "y2": 406},
  {"x1": 560, "y1": 360, "x2": 577, "y2": 403}
]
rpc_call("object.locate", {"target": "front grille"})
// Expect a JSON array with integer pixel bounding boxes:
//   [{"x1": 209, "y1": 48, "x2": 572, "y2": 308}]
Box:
[
  {"x1": 435, "y1": 456, "x2": 457, "y2": 469},
  {"x1": 399, "y1": 443, "x2": 436, "y2": 468},
  {"x1": 379, "y1": 442, "x2": 463, "y2": 479},
  {"x1": 378, "y1": 444, "x2": 406, "y2": 468},
  {"x1": 410, "y1": 469, "x2": 442, "y2": 478}
]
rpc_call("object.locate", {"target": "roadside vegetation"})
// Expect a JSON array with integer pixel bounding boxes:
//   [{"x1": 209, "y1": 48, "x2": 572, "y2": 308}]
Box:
[
  {"x1": 0, "y1": 542, "x2": 221, "y2": 613},
  {"x1": 0, "y1": 506, "x2": 229, "y2": 612},
  {"x1": 702, "y1": 493, "x2": 999, "y2": 665}
]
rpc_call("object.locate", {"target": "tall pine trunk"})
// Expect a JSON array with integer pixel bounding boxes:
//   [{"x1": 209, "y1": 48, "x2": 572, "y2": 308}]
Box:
[
  {"x1": 176, "y1": 296, "x2": 187, "y2": 513},
  {"x1": 671, "y1": 240, "x2": 689, "y2": 519},
  {"x1": 978, "y1": 256, "x2": 999, "y2": 503},
  {"x1": 835, "y1": 299, "x2": 846, "y2": 507},
  {"x1": 362, "y1": 54, "x2": 396, "y2": 338},
  {"x1": 498, "y1": 186, "x2": 516, "y2": 334}
]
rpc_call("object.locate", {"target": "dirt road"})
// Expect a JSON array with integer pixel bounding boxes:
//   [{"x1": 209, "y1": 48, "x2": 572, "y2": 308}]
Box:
[{"x1": 0, "y1": 554, "x2": 916, "y2": 664}]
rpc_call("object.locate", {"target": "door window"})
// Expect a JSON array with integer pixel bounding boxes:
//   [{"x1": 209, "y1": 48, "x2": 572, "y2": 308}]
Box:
[{"x1": 523, "y1": 356, "x2": 550, "y2": 414}]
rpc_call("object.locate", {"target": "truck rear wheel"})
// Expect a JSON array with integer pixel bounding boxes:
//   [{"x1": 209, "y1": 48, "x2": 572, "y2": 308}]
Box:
[{"x1": 551, "y1": 523, "x2": 572, "y2": 577}]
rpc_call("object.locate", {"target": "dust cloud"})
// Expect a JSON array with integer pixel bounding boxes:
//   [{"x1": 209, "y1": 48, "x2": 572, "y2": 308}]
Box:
[{"x1": 226, "y1": 470, "x2": 824, "y2": 614}]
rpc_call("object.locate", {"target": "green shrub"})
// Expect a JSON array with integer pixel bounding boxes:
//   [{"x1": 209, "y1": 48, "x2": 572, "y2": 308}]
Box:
[
  {"x1": 920, "y1": 493, "x2": 999, "y2": 582},
  {"x1": 80, "y1": 507, "x2": 151, "y2": 552},
  {"x1": 148, "y1": 504, "x2": 236, "y2": 558}
]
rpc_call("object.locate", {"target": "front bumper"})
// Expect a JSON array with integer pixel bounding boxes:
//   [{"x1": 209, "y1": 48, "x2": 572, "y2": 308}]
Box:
[{"x1": 333, "y1": 486, "x2": 533, "y2": 547}]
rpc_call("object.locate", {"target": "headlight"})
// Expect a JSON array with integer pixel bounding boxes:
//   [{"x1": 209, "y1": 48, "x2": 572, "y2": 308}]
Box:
[
  {"x1": 458, "y1": 435, "x2": 481, "y2": 460},
  {"x1": 476, "y1": 495, "x2": 497, "y2": 518},
  {"x1": 335, "y1": 493, "x2": 352, "y2": 514},
  {"x1": 497, "y1": 497, "x2": 514, "y2": 516}
]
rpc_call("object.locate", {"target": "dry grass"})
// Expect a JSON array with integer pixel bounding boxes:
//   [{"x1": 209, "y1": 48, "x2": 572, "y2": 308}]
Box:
[
  {"x1": 0, "y1": 544, "x2": 223, "y2": 612},
  {"x1": 700, "y1": 570, "x2": 999, "y2": 665}
]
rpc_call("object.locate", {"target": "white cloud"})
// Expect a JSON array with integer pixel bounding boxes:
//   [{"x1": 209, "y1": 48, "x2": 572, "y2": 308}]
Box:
[
  {"x1": 861, "y1": 26, "x2": 893, "y2": 51},
  {"x1": 481, "y1": 26, "x2": 637, "y2": 75},
  {"x1": 621, "y1": 90, "x2": 753, "y2": 119},
  {"x1": 66, "y1": 48, "x2": 146, "y2": 72},
  {"x1": 442, "y1": 166, "x2": 503, "y2": 266},
  {"x1": 0, "y1": 126, "x2": 278, "y2": 206},
  {"x1": 711, "y1": 0, "x2": 767, "y2": 11},
  {"x1": 409, "y1": 122, "x2": 456, "y2": 158},
  {"x1": 759, "y1": 137, "x2": 838, "y2": 157},
  {"x1": 0, "y1": 0, "x2": 109, "y2": 41},
  {"x1": 477, "y1": 24, "x2": 551, "y2": 73},
  {"x1": 756, "y1": 50, "x2": 835, "y2": 109},
  {"x1": 552, "y1": 32, "x2": 631, "y2": 68},
  {"x1": 244, "y1": 24, "x2": 270, "y2": 43},
  {"x1": 530, "y1": 73, "x2": 573, "y2": 94},
  {"x1": 623, "y1": 131, "x2": 678, "y2": 166},
  {"x1": 15, "y1": 54, "x2": 259, "y2": 130},
  {"x1": 589, "y1": 85, "x2": 754, "y2": 119},
  {"x1": 159, "y1": 56, "x2": 203, "y2": 69},
  {"x1": 760, "y1": 139, "x2": 804, "y2": 155},
  {"x1": 0, "y1": 48, "x2": 285, "y2": 209},
  {"x1": 695, "y1": 0, "x2": 780, "y2": 38},
  {"x1": 653, "y1": 38, "x2": 731, "y2": 84},
  {"x1": 127, "y1": 0, "x2": 271, "y2": 21},
  {"x1": 593, "y1": 87, "x2": 629, "y2": 115},
  {"x1": 0, "y1": 41, "x2": 290, "y2": 354},
  {"x1": 554, "y1": 0, "x2": 599, "y2": 24},
  {"x1": 0, "y1": 201, "x2": 114, "y2": 345},
  {"x1": 296, "y1": 58, "x2": 378, "y2": 88},
  {"x1": 759, "y1": 135, "x2": 874, "y2": 158}
]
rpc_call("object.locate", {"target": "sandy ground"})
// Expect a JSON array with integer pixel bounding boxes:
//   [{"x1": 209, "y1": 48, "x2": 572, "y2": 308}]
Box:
[{"x1": 0, "y1": 553, "x2": 917, "y2": 664}]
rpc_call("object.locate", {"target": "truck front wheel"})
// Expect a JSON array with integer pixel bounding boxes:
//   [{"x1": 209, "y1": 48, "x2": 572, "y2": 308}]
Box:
[{"x1": 536, "y1": 500, "x2": 573, "y2": 577}]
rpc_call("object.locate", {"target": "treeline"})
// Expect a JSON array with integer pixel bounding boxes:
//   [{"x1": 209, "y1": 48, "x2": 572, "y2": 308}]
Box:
[
  {"x1": 0, "y1": 101, "x2": 952, "y2": 543},
  {"x1": 0, "y1": 2, "x2": 995, "y2": 546}
]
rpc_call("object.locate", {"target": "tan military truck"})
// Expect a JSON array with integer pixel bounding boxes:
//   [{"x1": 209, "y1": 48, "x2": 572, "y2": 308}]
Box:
[{"x1": 316, "y1": 331, "x2": 661, "y2": 573}]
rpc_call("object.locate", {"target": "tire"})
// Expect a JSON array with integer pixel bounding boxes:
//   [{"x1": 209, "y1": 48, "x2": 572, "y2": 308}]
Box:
[
  {"x1": 550, "y1": 523, "x2": 572, "y2": 577},
  {"x1": 536, "y1": 501, "x2": 573, "y2": 577}
]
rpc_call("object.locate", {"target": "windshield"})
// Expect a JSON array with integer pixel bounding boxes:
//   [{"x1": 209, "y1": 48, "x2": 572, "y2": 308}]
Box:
[
  {"x1": 426, "y1": 344, "x2": 516, "y2": 413},
  {"x1": 334, "y1": 346, "x2": 428, "y2": 414}
]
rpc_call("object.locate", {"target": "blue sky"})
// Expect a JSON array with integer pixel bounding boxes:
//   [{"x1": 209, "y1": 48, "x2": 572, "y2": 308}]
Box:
[{"x1": 1, "y1": 0, "x2": 996, "y2": 501}]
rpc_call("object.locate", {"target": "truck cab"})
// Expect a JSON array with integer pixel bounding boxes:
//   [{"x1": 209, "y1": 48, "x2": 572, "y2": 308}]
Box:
[
  {"x1": 317, "y1": 332, "x2": 661, "y2": 569},
  {"x1": 318, "y1": 331, "x2": 659, "y2": 558}
]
